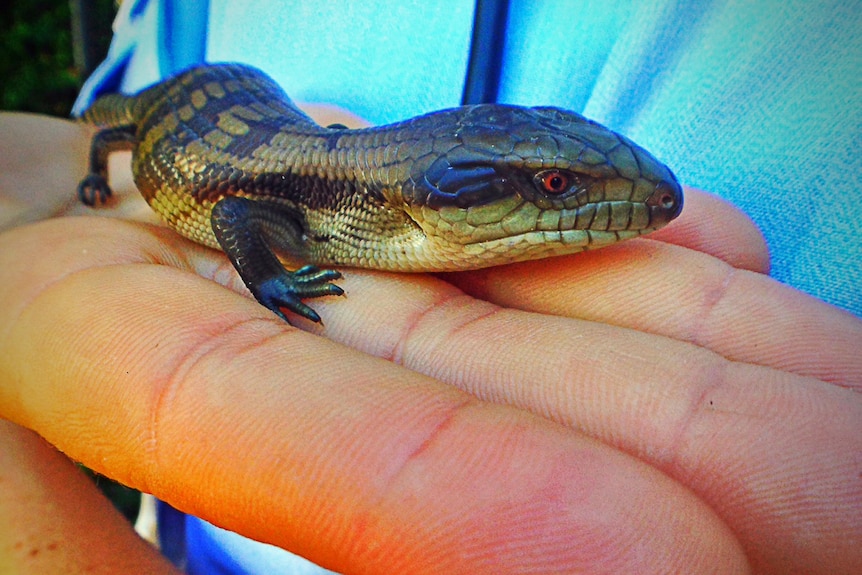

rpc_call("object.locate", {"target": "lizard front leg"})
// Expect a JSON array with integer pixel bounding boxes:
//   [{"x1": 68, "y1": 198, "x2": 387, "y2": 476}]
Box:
[{"x1": 210, "y1": 196, "x2": 343, "y2": 324}]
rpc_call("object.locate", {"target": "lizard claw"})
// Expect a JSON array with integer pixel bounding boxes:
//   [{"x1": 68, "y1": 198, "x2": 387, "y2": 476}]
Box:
[
  {"x1": 77, "y1": 174, "x2": 113, "y2": 206},
  {"x1": 254, "y1": 269, "x2": 344, "y2": 324}
]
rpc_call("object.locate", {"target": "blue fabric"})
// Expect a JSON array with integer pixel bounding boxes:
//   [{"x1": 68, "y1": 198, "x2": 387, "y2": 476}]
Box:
[
  {"x1": 156, "y1": 501, "x2": 188, "y2": 570},
  {"x1": 184, "y1": 515, "x2": 338, "y2": 575},
  {"x1": 78, "y1": 1, "x2": 861, "y2": 572},
  {"x1": 159, "y1": 0, "x2": 209, "y2": 75},
  {"x1": 73, "y1": 0, "x2": 210, "y2": 115},
  {"x1": 206, "y1": 1, "x2": 476, "y2": 124}
]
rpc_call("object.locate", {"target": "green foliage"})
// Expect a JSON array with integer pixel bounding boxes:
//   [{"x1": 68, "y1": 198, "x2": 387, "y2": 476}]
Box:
[{"x1": 1, "y1": 1, "x2": 114, "y2": 116}]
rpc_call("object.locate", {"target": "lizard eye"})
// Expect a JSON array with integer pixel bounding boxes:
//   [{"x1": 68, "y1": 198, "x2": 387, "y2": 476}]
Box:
[{"x1": 537, "y1": 170, "x2": 570, "y2": 194}]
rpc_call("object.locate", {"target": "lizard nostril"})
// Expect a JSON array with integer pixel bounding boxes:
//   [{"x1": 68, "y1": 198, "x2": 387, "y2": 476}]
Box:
[
  {"x1": 659, "y1": 191, "x2": 675, "y2": 209},
  {"x1": 647, "y1": 179, "x2": 684, "y2": 221}
]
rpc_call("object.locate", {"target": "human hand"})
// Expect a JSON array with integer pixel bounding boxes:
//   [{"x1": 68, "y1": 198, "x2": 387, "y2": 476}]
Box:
[{"x1": 0, "y1": 112, "x2": 859, "y2": 574}]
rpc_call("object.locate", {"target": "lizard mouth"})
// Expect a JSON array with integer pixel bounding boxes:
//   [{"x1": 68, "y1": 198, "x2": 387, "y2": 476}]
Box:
[{"x1": 415, "y1": 197, "x2": 667, "y2": 246}]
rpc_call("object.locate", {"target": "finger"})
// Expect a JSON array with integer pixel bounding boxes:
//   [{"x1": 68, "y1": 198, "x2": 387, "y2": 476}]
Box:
[
  {"x1": 318, "y1": 272, "x2": 862, "y2": 575},
  {"x1": 0, "y1": 114, "x2": 89, "y2": 206},
  {"x1": 0, "y1": 113, "x2": 90, "y2": 228},
  {"x1": 0, "y1": 218, "x2": 746, "y2": 574},
  {"x1": 0, "y1": 420, "x2": 181, "y2": 574},
  {"x1": 298, "y1": 102, "x2": 372, "y2": 129},
  {"x1": 443, "y1": 238, "x2": 861, "y2": 388},
  {"x1": 0, "y1": 113, "x2": 159, "y2": 229}
]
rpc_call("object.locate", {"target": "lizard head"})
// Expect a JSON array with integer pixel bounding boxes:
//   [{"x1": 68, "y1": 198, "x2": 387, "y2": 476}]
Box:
[{"x1": 391, "y1": 104, "x2": 683, "y2": 269}]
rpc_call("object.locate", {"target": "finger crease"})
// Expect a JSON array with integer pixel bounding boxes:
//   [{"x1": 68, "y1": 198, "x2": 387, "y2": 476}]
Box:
[{"x1": 143, "y1": 316, "x2": 290, "y2": 493}]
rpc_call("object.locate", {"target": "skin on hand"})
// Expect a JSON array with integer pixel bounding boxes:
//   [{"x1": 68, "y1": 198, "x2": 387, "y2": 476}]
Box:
[
  {"x1": 0, "y1": 420, "x2": 181, "y2": 574},
  {"x1": 0, "y1": 112, "x2": 860, "y2": 574}
]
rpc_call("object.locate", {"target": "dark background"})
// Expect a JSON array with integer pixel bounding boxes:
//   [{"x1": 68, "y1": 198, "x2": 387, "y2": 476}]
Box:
[{"x1": 2, "y1": 0, "x2": 116, "y2": 116}]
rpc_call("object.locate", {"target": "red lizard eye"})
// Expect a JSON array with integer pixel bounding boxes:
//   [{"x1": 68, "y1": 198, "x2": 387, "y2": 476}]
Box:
[{"x1": 539, "y1": 170, "x2": 569, "y2": 194}]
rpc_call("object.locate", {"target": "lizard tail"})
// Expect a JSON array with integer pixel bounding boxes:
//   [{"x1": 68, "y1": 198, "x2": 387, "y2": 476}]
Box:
[{"x1": 80, "y1": 93, "x2": 139, "y2": 127}]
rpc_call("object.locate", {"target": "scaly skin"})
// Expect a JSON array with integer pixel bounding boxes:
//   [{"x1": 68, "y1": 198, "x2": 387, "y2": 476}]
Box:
[{"x1": 78, "y1": 63, "x2": 683, "y2": 322}]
